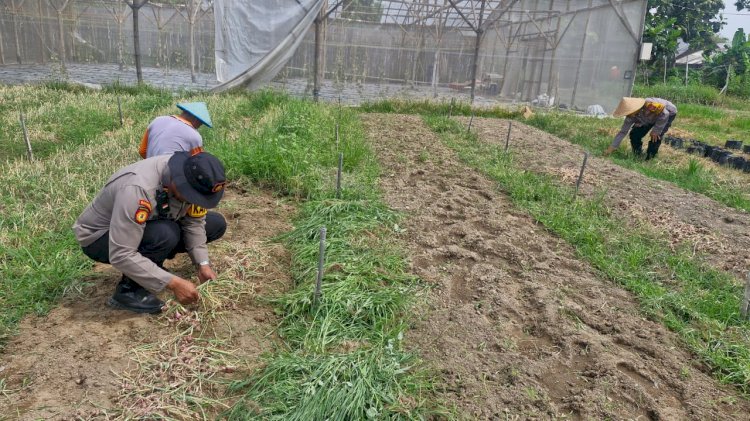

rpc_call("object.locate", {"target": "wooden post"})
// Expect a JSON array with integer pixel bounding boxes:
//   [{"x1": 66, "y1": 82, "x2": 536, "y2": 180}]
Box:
[
  {"x1": 467, "y1": 111, "x2": 475, "y2": 133},
  {"x1": 20, "y1": 110, "x2": 33, "y2": 161},
  {"x1": 741, "y1": 272, "x2": 750, "y2": 319},
  {"x1": 117, "y1": 96, "x2": 123, "y2": 126},
  {"x1": 313, "y1": 227, "x2": 327, "y2": 309},
  {"x1": 504, "y1": 121, "x2": 512, "y2": 152},
  {"x1": 573, "y1": 151, "x2": 589, "y2": 200}
]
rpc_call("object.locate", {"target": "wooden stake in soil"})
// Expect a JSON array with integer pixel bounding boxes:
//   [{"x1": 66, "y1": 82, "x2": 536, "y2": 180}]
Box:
[
  {"x1": 19, "y1": 110, "x2": 33, "y2": 161},
  {"x1": 504, "y1": 121, "x2": 512, "y2": 153},
  {"x1": 448, "y1": 97, "x2": 455, "y2": 117},
  {"x1": 573, "y1": 151, "x2": 589, "y2": 200},
  {"x1": 313, "y1": 227, "x2": 327, "y2": 309},
  {"x1": 741, "y1": 272, "x2": 750, "y2": 319},
  {"x1": 117, "y1": 96, "x2": 123, "y2": 127},
  {"x1": 336, "y1": 152, "x2": 343, "y2": 199},
  {"x1": 467, "y1": 111, "x2": 475, "y2": 133}
]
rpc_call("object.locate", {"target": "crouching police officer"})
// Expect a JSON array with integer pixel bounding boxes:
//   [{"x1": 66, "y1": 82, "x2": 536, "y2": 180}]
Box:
[{"x1": 73, "y1": 151, "x2": 228, "y2": 314}]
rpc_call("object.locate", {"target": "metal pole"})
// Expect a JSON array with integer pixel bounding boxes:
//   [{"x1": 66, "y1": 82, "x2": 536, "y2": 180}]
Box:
[
  {"x1": 20, "y1": 110, "x2": 33, "y2": 161},
  {"x1": 335, "y1": 122, "x2": 340, "y2": 150},
  {"x1": 313, "y1": 227, "x2": 327, "y2": 309},
  {"x1": 573, "y1": 151, "x2": 589, "y2": 200},
  {"x1": 336, "y1": 152, "x2": 343, "y2": 198},
  {"x1": 117, "y1": 96, "x2": 123, "y2": 127},
  {"x1": 504, "y1": 121, "x2": 512, "y2": 152},
  {"x1": 448, "y1": 97, "x2": 455, "y2": 117},
  {"x1": 313, "y1": 17, "x2": 322, "y2": 101}
]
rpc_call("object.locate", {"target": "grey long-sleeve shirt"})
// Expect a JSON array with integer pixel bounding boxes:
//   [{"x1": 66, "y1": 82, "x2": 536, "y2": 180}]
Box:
[
  {"x1": 611, "y1": 98, "x2": 677, "y2": 148},
  {"x1": 72, "y1": 156, "x2": 209, "y2": 292}
]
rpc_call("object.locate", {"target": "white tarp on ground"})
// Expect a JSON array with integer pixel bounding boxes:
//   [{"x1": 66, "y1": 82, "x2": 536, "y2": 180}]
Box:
[{"x1": 212, "y1": 0, "x2": 325, "y2": 92}]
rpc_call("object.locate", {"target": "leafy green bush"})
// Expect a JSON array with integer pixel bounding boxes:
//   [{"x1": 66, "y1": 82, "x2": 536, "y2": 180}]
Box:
[{"x1": 633, "y1": 83, "x2": 720, "y2": 105}]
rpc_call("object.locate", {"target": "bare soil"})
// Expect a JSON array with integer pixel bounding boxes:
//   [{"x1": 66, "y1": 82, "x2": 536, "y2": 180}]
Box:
[
  {"x1": 468, "y1": 117, "x2": 750, "y2": 282},
  {"x1": 0, "y1": 187, "x2": 294, "y2": 420},
  {"x1": 363, "y1": 113, "x2": 750, "y2": 420}
]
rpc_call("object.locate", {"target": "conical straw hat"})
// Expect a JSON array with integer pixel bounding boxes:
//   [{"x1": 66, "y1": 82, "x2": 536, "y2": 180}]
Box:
[
  {"x1": 177, "y1": 102, "x2": 213, "y2": 128},
  {"x1": 612, "y1": 97, "x2": 646, "y2": 117}
]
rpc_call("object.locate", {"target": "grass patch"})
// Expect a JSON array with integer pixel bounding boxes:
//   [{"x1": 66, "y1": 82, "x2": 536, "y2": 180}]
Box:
[
  {"x1": 360, "y1": 98, "x2": 519, "y2": 119},
  {"x1": 206, "y1": 94, "x2": 440, "y2": 418},
  {"x1": 523, "y1": 112, "x2": 750, "y2": 213},
  {"x1": 1, "y1": 89, "x2": 439, "y2": 417},
  {"x1": 424, "y1": 115, "x2": 750, "y2": 393},
  {"x1": 0, "y1": 89, "x2": 220, "y2": 346},
  {"x1": 0, "y1": 82, "x2": 174, "y2": 161}
]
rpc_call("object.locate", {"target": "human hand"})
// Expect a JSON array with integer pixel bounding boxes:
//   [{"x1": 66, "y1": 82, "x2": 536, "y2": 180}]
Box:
[
  {"x1": 197, "y1": 264, "x2": 217, "y2": 284},
  {"x1": 650, "y1": 132, "x2": 660, "y2": 142},
  {"x1": 167, "y1": 276, "x2": 200, "y2": 304},
  {"x1": 603, "y1": 146, "x2": 616, "y2": 156}
]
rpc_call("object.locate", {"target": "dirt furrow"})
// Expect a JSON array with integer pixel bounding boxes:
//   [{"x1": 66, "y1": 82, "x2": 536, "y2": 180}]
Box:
[
  {"x1": 0, "y1": 188, "x2": 294, "y2": 420},
  {"x1": 468, "y1": 117, "x2": 750, "y2": 282},
  {"x1": 363, "y1": 113, "x2": 749, "y2": 420}
]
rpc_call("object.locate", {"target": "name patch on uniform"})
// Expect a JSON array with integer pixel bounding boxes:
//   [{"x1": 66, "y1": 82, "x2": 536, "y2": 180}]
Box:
[
  {"x1": 134, "y1": 200, "x2": 152, "y2": 224},
  {"x1": 187, "y1": 204, "x2": 208, "y2": 218}
]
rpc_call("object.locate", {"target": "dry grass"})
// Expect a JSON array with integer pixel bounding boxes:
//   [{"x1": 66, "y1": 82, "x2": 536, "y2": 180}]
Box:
[{"x1": 111, "y1": 241, "x2": 269, "y2": 420}]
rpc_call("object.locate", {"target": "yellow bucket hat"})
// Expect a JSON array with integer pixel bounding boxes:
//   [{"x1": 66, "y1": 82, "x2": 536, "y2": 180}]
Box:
[{"x1": 613, "y1": 97, "x2": 646, "y2": 117}]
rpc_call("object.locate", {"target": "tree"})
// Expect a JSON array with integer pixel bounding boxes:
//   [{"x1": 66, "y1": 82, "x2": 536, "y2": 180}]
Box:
[
  {"x1": 736, "y1": 1, "x2": 750, "y2": 10},
  {"x1": 703, "y1": 28, "x2": 750, "y2": 94},
  {"x1": 178, "y1": 0, "x2": 209, "y2": 83},
  {"x1": 48, "y1": 0, "x2": 74, "y2": 75},
  {"x1": 101, "y1": 0, "x2": 132, "y2": 71},
  {"x1": 646, "y1": 0, "x2": 724, "y2": 57},
  {"x1": 341, "y1": 0, "x2": 383, "y2": 22},
  {"x1": 643, "y1": 14, "x2": 681, "y2": 66}
]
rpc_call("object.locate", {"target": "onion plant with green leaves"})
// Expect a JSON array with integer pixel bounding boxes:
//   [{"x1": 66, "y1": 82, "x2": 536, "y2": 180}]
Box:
[{"x1": 207, "y1": 94, "x2": 440, "y2": 419}]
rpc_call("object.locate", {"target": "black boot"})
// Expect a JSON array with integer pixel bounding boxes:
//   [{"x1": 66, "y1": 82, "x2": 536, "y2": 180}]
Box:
[{"x1": 108, "y1": 276, "x2": 164, "y2": 314}]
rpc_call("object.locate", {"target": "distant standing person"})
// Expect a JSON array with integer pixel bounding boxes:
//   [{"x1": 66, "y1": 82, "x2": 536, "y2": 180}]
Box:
[
  {"x1": 604, "y1": 97, "x2": 677, "y2": 160},
  {"x1": 139, "y1": 102, "x2": 213, "y2": 159}
]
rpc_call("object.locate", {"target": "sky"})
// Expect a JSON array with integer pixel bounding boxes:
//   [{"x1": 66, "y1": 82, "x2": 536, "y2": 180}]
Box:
[{"x1": 720, "y1": 1, "x2": 750, "y2": 40}]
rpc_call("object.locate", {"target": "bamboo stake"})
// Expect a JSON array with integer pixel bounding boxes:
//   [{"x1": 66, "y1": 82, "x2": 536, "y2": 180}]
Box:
[
  {"x1": 117, "y1": 96, "x2": 124, "y2": 126},
  {"x1": 573, "y1": 151, "x2": 589, "y2": 200},
  {"x1": 741, "y1": 272, "x2": 750, "y2": 319},
  {"x1": 504, "y1": 121, "x2": 512, "y2": 152},
  {"x1": 19, "y1": 110, "x2": 33, "y2": 161},
  {"x1": 336, "y1": 153, "x2": 343, "y2": 199},
  {"x1": 313, "y1": 227, "x2": 327, "y2": 309}
]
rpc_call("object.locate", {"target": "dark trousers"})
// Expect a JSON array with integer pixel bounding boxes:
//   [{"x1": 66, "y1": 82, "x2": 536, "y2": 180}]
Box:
[
  {"x1": 629, "y1": 113, "x2": 677, "y2": 160},
  {"x1": 82, "y1": 211, "x2": 227, "y2": 267}
]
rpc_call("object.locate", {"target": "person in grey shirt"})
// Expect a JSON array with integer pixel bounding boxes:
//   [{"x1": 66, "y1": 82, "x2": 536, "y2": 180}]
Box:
[
  {"x1": 73, "y1": 151, "x2": 227, "y2": 313},
  {"x1": 138, "y1": 102, "x2": 213, "y2": 159},
  {"x1": 604, "y1": 97, "x2": 677, "y2": 160}
]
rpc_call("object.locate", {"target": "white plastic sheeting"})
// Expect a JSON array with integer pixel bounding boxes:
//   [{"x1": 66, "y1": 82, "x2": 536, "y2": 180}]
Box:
[{"x1": 212, "y1": 0, "x2": 325, "y2": 92}]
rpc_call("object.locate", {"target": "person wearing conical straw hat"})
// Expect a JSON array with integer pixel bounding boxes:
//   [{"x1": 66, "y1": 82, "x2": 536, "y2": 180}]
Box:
[
  {"x1": 604, "y1": 97, "x2": 677, "y2": 160},
  {"x1": 138, "y1": 102, "x2": 213, "y2": 159}
]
